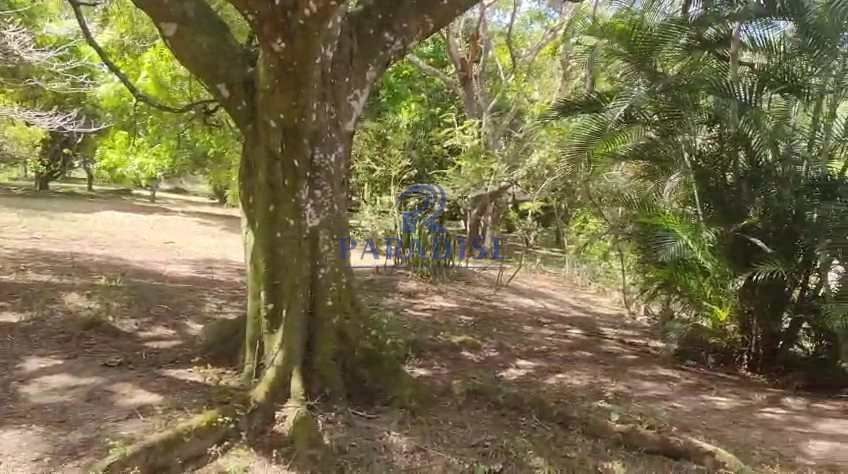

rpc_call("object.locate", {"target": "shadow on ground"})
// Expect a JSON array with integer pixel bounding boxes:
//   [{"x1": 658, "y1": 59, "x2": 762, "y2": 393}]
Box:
[
  {"x1": 0, "y1": 246, "x2": 246, "y2": 472},
  {"x1": 355, "y1": 268, "x2": 848, "y2": 471}
]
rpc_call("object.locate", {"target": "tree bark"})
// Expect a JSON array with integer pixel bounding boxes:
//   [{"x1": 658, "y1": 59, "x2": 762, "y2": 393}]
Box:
[
  {"x1": 33, "y1": 131, "x2": 78, "y2": 192},
  {"x1": 224, "y1": 4, "x2": 477, "y2": 417},
  {"x1": 466, "y1": 182, "x2": 512, "y2": 250},
  {"x1": 237, "y1": 60, "x2": 357, "y2": 415}
]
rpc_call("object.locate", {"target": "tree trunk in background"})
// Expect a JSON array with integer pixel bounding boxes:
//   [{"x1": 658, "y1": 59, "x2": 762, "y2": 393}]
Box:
[
  {"x1": 409, "y1": 4, "x2": 574, "y2": 251},
  {"x1": 34, "y1": 173, "x2": 50, "y2": 191},
  {"x1": 212, "y1": 185, "x2": 228, "y2": 204},
  {"x1": 553, "y1": 203, "x2": 568, "y2": 249},
  {"x1": 838, "y1": 329, "x2": 848, "y2": 366},
  {"x1": 148, "y1": 178, "x2": 159, "y2": 203},
  {"x1": 741, "y1": 280, "x2": 790, "y2": 371},
  {"x1": 778, "y1": 315, "x2": 805, "y2": 361},
  {"x1": 83, "y1": 159, "x2": 94, "y2": 191},
  {"x1": 33, "y1": 131, "x2": 78, "y2": 192},
  {"x1": 585, "y1": 0, "x2": 600, "y2": 93},
  {"x1": 466, "y1": 183, "x2": 512, "y2": 250}
]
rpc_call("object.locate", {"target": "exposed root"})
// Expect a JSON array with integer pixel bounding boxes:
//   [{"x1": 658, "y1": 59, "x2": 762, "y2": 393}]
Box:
[
  {"x1": 91, "y1": 373, "x2": 335, "y2": 473},
  {"x1": 98, "y1": 312, "x2": 411, "y2": 473},
  {"x1": 462, "y1": 382, "x2": 754, "y2": 473},
  {"x1": 279, "y1": 401, "x2": 333, "y2": 470},
  {"x1": 583, "y1": 417, "x2": 753, "y2": 473},
  {"x1": 92, "y1": 408, "x2": 239, "y2": 474},
  {"x1": 91, "y1": 402, "x2": 332, "y2": 473}
]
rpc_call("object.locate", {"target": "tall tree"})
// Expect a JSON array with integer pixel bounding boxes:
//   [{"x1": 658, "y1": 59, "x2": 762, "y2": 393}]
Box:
[
  {"x1": 408, "y1": 1, "x2": 575, "y2": 248},
  {"x1": 1, "y1": 4, "x2": 100, "y2": 188},
  {"x1": 68, "y1": 0, "x2": 480, "y2": 470}
]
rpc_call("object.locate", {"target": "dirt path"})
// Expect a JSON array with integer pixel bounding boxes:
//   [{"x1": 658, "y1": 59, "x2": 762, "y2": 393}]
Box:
[{"x1": 0, "y1": 188, "x2": 846, "y2": 472}]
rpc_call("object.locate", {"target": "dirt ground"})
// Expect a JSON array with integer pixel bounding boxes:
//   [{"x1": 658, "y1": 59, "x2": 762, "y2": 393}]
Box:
[{"x1": 0, "y1": 185, "x2": 847, "y2": 473}]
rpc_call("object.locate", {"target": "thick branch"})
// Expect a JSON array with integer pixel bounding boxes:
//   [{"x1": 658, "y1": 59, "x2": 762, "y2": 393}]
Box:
[
  {"x1": 335, "y1": 0, "x2": 479, "y2": 128},
  {"x1": 351, "y1": 0, "x2": 480, "y2": 65},
  {"x1": 444, "y1": 22, "x2": 465, "y2": 76},
  {"x1": 127, "y1": 0, "x2": 256, "y2": 129}
]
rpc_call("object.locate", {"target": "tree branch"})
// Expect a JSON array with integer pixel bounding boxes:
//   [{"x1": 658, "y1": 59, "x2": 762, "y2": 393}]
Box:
[
  {"x1": 335, "y1": 0, "x2": 480, "y2": 128},
  {"x1": 124, "y1": 0, "x2": 256, "y2": 129},
  {"x1": 406, "y1": 53, "x2": 464, "y2": 97},
  {"x1": 68, "y1": 0, "x2": 215, "y2": 115},
  {"x1": 0, "y1": 105, "x2": 106, "y2": 133},
  {"x1": 444, "y1": 22, "x2": 465, "y2": 75},
  {"x1": 506, "y1": 0, "x2": 520, "y2": 73},
  {"x1": 477, "y1": 3, "x2": 495, "y2": 86},
  {"x1": 352, "y1": 0, "x2": 480, "y2": 64},
  {"x1": 522, "y1": 15, "x2": 570, "y2": 72}
]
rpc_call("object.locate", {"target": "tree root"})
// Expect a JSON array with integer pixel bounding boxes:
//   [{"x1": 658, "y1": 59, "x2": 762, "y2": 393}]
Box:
[
  {"x1": 90, "y1": 403, "x2": 332, "y2": 473},
  {"x1": 462, "y1": 382, "x2": 754, "y2": 473},
  {"x1": 97, "y1": 313, "x2": 413, "y2": 473},
  {"x1": 582, "y1": 417, "x2": 753, "y2": 472},
  {"x1": 92, "y1": 408, "x2": 239, "y2": 474},
  {"x1": 278, "y1": 401, "x2": 334, "y2": 470}
]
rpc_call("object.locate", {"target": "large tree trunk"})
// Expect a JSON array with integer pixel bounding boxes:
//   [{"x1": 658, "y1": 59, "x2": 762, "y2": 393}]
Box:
[
  {"x1": 89, "y1": 1, "x2": 479, "y2": 470},
  {"x1": 239, "y1": 119, "x2": 353, "y2": 410},
  {"x1": 236, "y1": 48, "x2": 409, "y2": 435}
]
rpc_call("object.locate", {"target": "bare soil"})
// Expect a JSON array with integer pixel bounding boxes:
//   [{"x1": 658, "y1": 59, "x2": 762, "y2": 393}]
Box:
[{"x1": 0, "y1": 185, "x2": 846, "y2": 473}]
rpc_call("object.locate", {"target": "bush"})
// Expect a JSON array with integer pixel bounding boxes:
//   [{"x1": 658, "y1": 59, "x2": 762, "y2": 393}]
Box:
[{"x1": 668, "y1": 322, "x2": 740, "y2": 369}]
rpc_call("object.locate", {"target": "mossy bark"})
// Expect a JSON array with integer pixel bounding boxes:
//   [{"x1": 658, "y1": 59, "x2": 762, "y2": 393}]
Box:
[
  {"x1": 236, "y1": 44, "x2": 411, "y2": 432},
  {"x1": 93, "y1": 408, "x2": 238, "y2": 474}
]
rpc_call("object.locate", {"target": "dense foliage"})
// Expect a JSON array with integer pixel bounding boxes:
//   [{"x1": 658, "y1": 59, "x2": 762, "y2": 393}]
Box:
[{"x1": 553, "y1": 0, "x2": 848, "y2": 374}]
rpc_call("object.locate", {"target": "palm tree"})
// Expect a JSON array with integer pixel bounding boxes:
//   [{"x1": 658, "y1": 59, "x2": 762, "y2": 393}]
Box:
[{"x1": 552, "y1": 0, "x2": 848, "y2": 372}]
